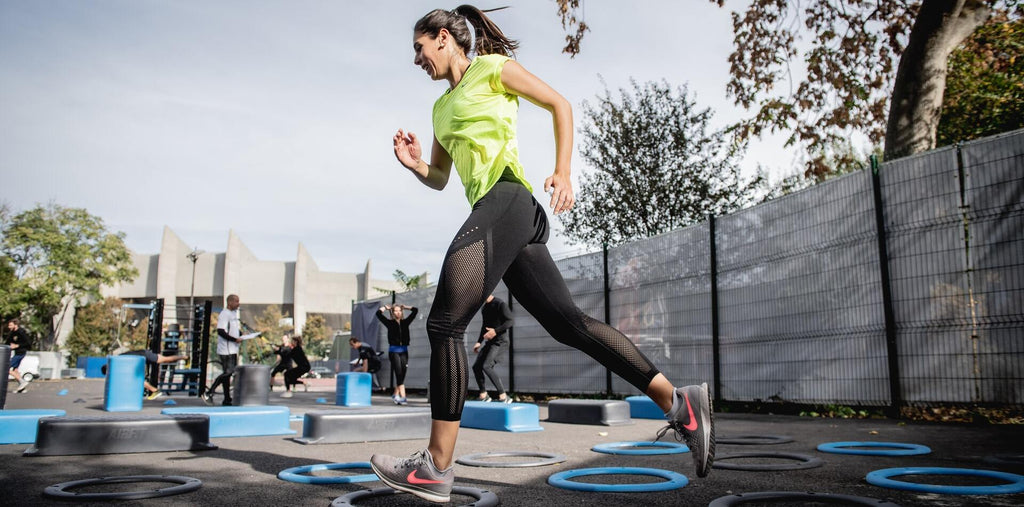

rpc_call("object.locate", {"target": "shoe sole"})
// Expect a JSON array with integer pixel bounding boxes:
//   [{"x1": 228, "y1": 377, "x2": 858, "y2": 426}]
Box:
[
  {"x1": 369, "y1": 461, "x2": 451, "y2": 503},
  {"x1": 690, "y1": 383, "x2": 715, "y2": 478}
]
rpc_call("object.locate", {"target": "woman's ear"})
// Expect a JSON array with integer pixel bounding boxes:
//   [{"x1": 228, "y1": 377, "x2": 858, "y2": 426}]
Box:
[{"x1": 437, "y1": 28, "x2": 449, "y2": 49}]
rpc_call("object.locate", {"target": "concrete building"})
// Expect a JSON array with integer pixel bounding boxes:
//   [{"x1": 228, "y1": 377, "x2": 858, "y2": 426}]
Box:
[{"x1": 102, "y1": 226, "x2": 406, "y2": 332}]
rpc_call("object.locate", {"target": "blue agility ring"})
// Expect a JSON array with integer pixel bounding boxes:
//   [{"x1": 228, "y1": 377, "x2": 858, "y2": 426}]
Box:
[
  {"x1": 548, "y1": 467, "x2": 688, "y2": 493},
  {"x1": 866, "y1": 467, "x2": 1024, "y2": 495},
  {"x1": 817, "y1": 441, "x2": 931, "y2": 456},
  {"x1": 278, "y1": 462, "x2": 378, "y2": 484},
  {"x1": 592, "y1": 441, "x2": 689, "y2": 455}
]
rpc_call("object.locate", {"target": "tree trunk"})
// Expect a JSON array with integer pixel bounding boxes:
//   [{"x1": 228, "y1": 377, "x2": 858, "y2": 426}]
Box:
[{"x1": 884, "y1": 0, "x2": 990, "y2": 160}]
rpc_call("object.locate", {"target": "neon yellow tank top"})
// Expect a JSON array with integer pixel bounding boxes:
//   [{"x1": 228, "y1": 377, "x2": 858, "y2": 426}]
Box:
[{"x1": 432, "y1": 54, "x2": 533, "y2": 205}]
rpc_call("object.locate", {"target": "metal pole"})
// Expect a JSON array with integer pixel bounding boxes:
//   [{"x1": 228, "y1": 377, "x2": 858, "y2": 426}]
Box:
[
  {"x1": 507, "y1": 295, "x2": 515, "y2": 394},
  {"x1": 871, "y1": 155, "x2": 902, "y2": 418},
  {"x1": 186, "y1": 248, "x2": 203, "y2": 332},
  {"x1": 709, "y1": 215, "x2": 722, "y2": 404},
  {"x1": 603, "y1": 243, "x2": 612, "y2": 396}
]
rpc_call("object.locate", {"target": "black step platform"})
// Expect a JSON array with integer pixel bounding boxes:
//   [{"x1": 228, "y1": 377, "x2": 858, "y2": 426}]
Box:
[{"x1": 24, "y1": 414, "x2": 217, "y2": 456}]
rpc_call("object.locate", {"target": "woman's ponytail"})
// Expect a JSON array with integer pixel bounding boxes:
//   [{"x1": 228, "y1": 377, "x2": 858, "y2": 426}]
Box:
[{"x1": 414, "y1": 5, "x2": 518, "y2": 58}]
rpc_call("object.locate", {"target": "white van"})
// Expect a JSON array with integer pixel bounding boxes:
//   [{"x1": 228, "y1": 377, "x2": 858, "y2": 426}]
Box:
[{"x1": 7, "y1": 352, "x2": 40, "y2": 382}]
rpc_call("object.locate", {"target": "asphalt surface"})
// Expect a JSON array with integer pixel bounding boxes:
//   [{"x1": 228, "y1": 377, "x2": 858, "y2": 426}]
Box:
[{"x1": 2, "y1": 378, "x2": 1023, "y2": 506}]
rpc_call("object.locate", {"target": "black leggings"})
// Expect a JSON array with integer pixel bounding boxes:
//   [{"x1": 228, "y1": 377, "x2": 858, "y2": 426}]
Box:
[
  {"x1": 473, "y1": 341, "x2": 505, "y2": 394},
  {"x1": 427, "y1": 182, "x2": 660, "y2": 421},
  {"x1": 270, "y1": 362, "x2": 289, "y2": 379},
  {"x1": 208, "y1": 354, "x2": 237, "y2": 400},
  {"x1": 389, "y1": 351, "x2": 409, "y2": 385},
  {"x1": 284, "y1": 365, "x2": 310, "y2": 390}
]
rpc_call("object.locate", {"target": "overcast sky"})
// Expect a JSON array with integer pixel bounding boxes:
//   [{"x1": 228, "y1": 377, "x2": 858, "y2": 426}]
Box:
[{"x1": 1, "y1": 0, "x2": 799, "y2": 282}]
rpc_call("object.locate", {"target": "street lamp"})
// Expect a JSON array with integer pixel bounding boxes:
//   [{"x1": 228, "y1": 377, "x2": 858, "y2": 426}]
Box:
[{"x1": 186, "y1": 247, "x2": 204, "y2": 330}]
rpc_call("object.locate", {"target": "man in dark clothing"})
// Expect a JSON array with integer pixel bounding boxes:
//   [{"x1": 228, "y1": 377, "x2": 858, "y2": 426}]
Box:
[
  {"x1": 377, "y1": 304, "x2": 418, "y2": 404},
  {"x1": 349, "y1": 337, "x2": 382, "y2": 374},
  {"x1": 472, "y1": 295, "x2": 514, "y2": 403},
  {"x1": 6, "y1": 318, "x2": 32, "y2": 393}
]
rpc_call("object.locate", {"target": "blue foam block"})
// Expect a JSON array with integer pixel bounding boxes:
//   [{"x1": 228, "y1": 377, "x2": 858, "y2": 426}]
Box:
[
  {"x1": 77, "y1": 356, "x2": 107, "y2": 378},
  {"x1": 0, "y1": 409, "x2": 66, "y2": 444},
  {"x1": 626, "y1": 395, "x2": 666, "y2": 420},
  {"x1": 104, "y1": 355, "x2": 145, "y2": 412},
  {"x1": 460, "y1": 401, "x2": 543, "y2": 432},
  {"x1": 161, "y1": 406, "x2": 296, "y2": 438},
  {"x1": 335, "y1": 372, "x2": 372, "y2": 407}
]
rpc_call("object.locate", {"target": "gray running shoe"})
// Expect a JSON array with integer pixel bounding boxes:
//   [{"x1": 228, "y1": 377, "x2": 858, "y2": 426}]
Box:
[
  {"x1": 655, "y1": 383, "x2": 715, "y2": 477},
  {"x1": 370, "y1": 448, "x2": 454, "y2": 503},
  {"x1": 200, "y1": 390, "x2": 213, "y2": 405}
]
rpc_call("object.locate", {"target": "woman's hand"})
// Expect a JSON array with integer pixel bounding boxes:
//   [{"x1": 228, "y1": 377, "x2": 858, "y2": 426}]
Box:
[
  {"x1": 544, "y1": 171, "x2": 575, "y2": 214},
  {"x1": 393, "y1": 129, "x2": 422, "y2": 170}
]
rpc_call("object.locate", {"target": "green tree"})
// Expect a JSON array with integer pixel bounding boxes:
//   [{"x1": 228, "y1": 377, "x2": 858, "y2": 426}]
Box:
[
  {"x1": 560, "y1": 80, "x2": 764, "y2": 248},
  {"x1": 375, "y1": 269, "x2": 428, "y2": 295},
  {"x1": 0, "y1": 203, "x2": 137, "y2": 350},
  {"x1": 302, "y1": 313, "x2": 333, "y2": 360},
  {"x1": 65, "y1": 297, "x2": 121, "y2": 362},
  {"x1": 65, "y1": 297, "x2": 151, "y2": 366},
  {"x1": 938, "y1": 15, "x2": 1024, "y2": 145},
  {"x1": 555, "y1": 1, "x2": 1019, "y2": 173},
  {"x1": 248, "y1": 305, "x2": 290, "y2": 363}
]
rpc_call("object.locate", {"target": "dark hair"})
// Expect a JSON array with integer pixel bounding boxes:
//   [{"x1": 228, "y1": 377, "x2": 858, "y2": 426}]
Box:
[
  {"x1": 291, "y1": 335, "x2": 303, "y2": 347},
  {"x1": 8, "y1": 318, "x2": 19, "y2": 326},
  {"x1": 415, "y1": 5, "x2": 519, "y2": 57},
  {"x1": 349, "y1": 337, "x2": 359, "y2": 345}
]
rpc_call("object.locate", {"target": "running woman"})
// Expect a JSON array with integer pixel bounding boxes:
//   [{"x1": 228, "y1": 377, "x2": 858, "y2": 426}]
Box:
[{"x1": 370, "y1": 6, "x2": 714, "y2": 503}]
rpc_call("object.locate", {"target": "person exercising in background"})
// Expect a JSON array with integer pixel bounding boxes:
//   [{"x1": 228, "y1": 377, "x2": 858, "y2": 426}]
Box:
[
  {"x1": 377, "y1": 304, "x2": 418, "y2": 405},
  {"x1": 203, "y1": 294, "x2": 242, "y2": 406},
  {"x1": 472, "y1": 294, "x2": 513, "y2": 403},
  {"x1": 270, "y1": 332, "x2": 293, "y2": 390},
  {"x1": 280, "y1": 335, "x2": 310, "y2": 398},
  {"x1": 349, "y1": 336, "x2": 382, "y2": 376},
  {"x1": 6, "y1": 318, "x2": 32, "y2": 393}
]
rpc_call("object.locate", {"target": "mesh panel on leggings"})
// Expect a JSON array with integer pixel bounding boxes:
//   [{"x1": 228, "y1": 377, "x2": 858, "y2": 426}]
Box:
[
  {"x1": 429, "y1": 239, "x2": 486, "y2": 420},
  {"x1": 575, "y1": 313, "x2": 658, "y2": 391},
  {"x1": 431, "y1": 334, "x2": 468, "y2": 420},
  {"x1": 436, "y1": 240, "x2": 487, "y2": 329}
]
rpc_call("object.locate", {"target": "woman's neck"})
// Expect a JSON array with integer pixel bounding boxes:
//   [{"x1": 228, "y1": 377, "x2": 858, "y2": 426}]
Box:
[{"x1": 447, "y1": 54, "x2": 472, "y2": 89}]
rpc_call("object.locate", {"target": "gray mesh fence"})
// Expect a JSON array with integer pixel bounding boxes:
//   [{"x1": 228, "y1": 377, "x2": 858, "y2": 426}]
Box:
[
  {"x1": 962, "y1": 130, "x2": 1024, "y2": 404},
  {"x1": 608, "y1": 225, "x2": 713, "y2": 396},
  {"x1": 357, "y1": 129, "x2": 1023, "y2": 408},
  {"x1": 880, "y1": 146, "x2": 975, "y2": 403},
  {"x1": 512, "y1": 252, "x2": 608, "y2": 394},
  {"x1": 717, "y1": 170, "x2": 888, "y2": 405}
]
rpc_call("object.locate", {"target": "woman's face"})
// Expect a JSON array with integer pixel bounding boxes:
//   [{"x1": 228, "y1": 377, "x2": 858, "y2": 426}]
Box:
[
  {"x1": 392, "y1": 307, "x2": 404, "y2": 319},
  {"x1": 413, "y1": 30, "x2": 447, "y2": 81}
]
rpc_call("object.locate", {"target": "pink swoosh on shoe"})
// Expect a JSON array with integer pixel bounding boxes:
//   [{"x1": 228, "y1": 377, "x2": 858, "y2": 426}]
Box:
[
  {"x1": 407, "y1": 470, "x2": 444, "y2": 485},
  {"x1": 683, "y1": 392, "x2": 699, "y2": 431}
]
